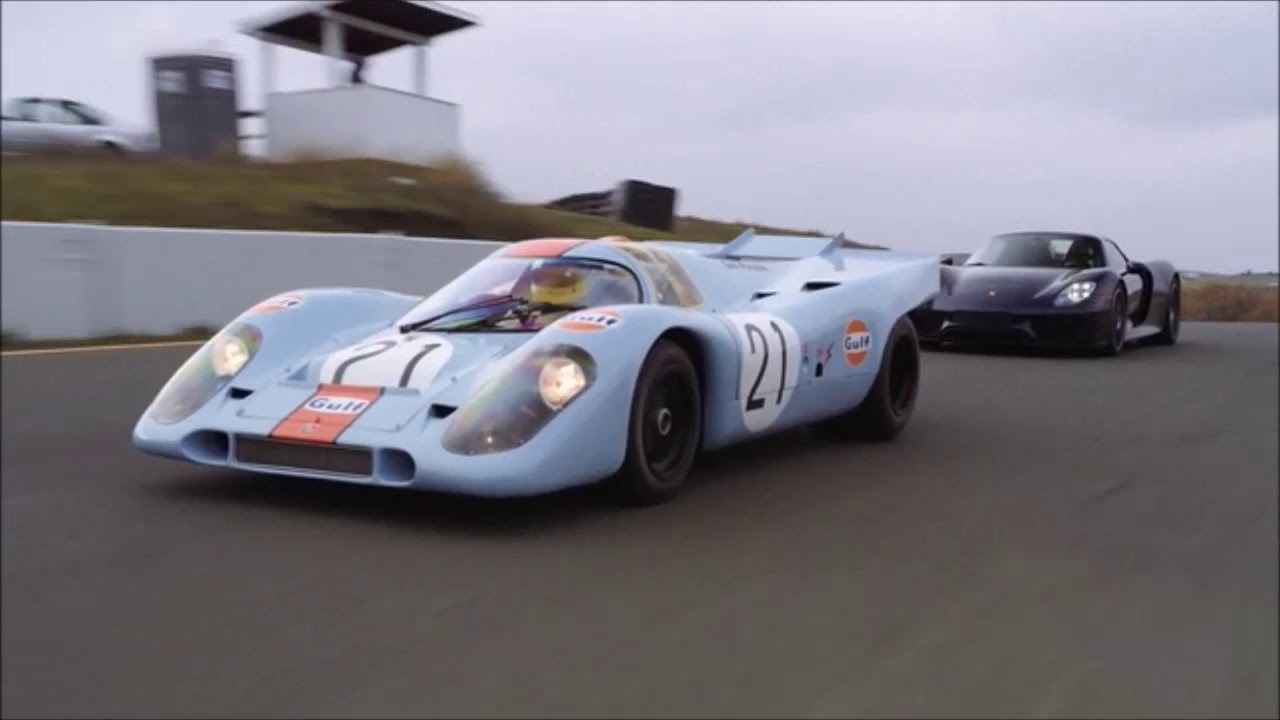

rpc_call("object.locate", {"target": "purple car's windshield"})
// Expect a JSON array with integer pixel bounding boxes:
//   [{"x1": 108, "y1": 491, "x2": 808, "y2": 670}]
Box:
[
  {"x1": 397, "y1": 256, "x2": 642, "y2": 331},
  {"x1": 966, "y1": 234, "x2": 1101, "y2": 269}
]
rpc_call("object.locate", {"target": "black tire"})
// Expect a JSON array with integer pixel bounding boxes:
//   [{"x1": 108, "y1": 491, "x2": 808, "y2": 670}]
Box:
[
  {"x1": 604, "y1": 339, "x2": 702, "y2": 506},
  {"x1": 1097, "y1": 287, "x2": 1128, "y2": 357},
  {"x1": 812, "y1": 315, "x2": 921, "y2": 442},
  {"x1": 1153, "y1": 278, "x2": 1181, "y2": 346}
]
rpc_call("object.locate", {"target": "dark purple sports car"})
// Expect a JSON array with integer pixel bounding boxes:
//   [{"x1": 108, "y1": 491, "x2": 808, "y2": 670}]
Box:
[{"x1": 909, "y1": 231, "x2": 1182, "y2": 356}]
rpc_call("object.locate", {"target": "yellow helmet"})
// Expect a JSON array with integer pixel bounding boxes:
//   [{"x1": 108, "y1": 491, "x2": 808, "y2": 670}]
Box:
[{"x1": 527, "y1": 262, "x2": 587, "y2": 305}]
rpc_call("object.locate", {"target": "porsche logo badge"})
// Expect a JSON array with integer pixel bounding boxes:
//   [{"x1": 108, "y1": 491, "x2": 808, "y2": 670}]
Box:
[
  {"x1": 987, "y1": 289, "x2": 997, "y2": 296},
  {"x1": 302, "y1": 421, "x2": 318, "y2": 434}
]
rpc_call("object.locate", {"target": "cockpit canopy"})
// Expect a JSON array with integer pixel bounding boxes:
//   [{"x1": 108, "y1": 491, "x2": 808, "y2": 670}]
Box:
[{"x1": 397, "y1": 255, "x2": 642, "y2": 332}]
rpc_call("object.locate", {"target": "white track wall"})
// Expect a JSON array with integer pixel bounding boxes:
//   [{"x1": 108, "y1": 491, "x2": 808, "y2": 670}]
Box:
[{"x1": 0, "y1": 222, "x2": 501, "y2": 339}]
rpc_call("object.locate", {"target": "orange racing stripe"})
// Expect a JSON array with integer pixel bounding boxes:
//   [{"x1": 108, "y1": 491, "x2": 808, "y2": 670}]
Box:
[
  {"x1": 269, "y1": 384, "x2": 383, "y2": 444},
  {"x1": 502, "y1": 238, "x2": 585, "y2": 258}
]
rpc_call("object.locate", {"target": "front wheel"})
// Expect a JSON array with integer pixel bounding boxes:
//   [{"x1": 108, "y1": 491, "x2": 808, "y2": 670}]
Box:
[
  {"x1": 1096, "y1": 288, "x2": 1128, "y2": 357},
  {"x1": 812, "y1": 315, "x2": 921, "y2": 442},
  {"x1": 604, "y1": 339, "x2": 702, "y2": 506}
]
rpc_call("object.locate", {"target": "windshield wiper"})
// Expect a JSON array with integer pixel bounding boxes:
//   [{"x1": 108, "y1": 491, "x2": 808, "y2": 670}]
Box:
[
  {"x1": 398, "y1": 294, "x2": 519, "y2": 334},
  {"x1": 398, "y1": 297, "x2": 589, "y2": 334}
]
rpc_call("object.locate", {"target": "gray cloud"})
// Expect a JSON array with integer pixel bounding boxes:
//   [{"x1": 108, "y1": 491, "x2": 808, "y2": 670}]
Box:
[{"x1": 2, "y1": 0, "x2": 1276, "y2": 271}]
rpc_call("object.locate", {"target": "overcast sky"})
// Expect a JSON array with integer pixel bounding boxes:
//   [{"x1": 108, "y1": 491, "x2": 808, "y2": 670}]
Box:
[{"x1": 2, "y1": 0, "x2": 1276, "y2": 272}]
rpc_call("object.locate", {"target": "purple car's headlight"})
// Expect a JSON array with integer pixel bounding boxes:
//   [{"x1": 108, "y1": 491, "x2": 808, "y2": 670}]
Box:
[
  {"x1": 148, "y1": 322, "x2": 263, "y2": 425},
  {"x1": 442, "y1": 344, "x2": 597, "y2": 455}
]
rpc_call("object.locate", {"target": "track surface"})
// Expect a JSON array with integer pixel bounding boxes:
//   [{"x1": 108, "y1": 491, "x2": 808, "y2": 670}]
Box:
[{"x1": 3, "y1": 323, "x2": 1277, "y2": 718}]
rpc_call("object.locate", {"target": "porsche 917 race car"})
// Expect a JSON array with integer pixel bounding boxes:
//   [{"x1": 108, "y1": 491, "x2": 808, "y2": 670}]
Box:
[
  {"x1": 133, "y1": 230, "x2": 939, "y2": 505},
  {"x1": 908, "y1": 231, "x2": 1181, "y2": 356}
]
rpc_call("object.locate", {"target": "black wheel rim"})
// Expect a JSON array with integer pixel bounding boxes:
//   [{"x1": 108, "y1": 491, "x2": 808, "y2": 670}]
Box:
[
  {"x1": 887, "y1": 335, "x2": 918, "y2": 416},
  {"x1": 1169, "y1": 283, "x2": 1181, "y2": 336},
  {"x1": 641, "y1": 368, "x2": 695, "y2": 479},
  {"x1": 1112, "y1": 295, "x2": 1126, "y2": 348}
]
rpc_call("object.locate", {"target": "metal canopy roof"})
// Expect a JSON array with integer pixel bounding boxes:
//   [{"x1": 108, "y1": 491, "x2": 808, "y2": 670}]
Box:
[{"x1": 239, "y1": 0, "x2": 478, "y2": 58}]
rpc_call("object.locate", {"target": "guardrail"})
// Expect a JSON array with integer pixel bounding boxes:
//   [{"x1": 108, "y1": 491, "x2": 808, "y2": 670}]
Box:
[{"x1": 0, "y1": 222, "x2": 502, "y2": 340}]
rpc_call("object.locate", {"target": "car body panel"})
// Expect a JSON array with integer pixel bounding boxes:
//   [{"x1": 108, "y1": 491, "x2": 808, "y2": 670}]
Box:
[
  {"x1": 134, "y1": 231, "x2": 940, "y2": 497},
  {"x1": 910, "y1": 231, "x2": 1179, "y2": 348}
]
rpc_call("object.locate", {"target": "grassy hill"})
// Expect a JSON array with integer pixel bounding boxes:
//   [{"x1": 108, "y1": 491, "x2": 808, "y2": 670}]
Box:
[{"x1": 0, "y1": 154, "x2": 858, "y2": 246}]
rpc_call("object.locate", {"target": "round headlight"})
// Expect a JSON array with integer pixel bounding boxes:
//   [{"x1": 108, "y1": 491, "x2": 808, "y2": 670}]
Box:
[
  {"x1": 211, "y1": 335, "x2": 249, "y2": 376},
  {"x1": 538, "y1": 356, "x2": 586, "y2": 410}
]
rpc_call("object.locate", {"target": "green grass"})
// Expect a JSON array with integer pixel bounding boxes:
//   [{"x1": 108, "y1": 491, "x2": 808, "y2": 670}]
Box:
[
  {"x1": 0, "y1": 154, "x2": 867, "y2": 246},
  {"x1": 1, "y1": 327, "x2": 216, "y2": 352},
  {"x1": 1182, "y1": 283, "x2": 1278, "y2": 323}
]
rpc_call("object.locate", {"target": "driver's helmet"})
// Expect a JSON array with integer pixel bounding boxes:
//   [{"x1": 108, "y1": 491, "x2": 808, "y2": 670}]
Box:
[
  {"x1": 1064, "y1": 239, "x2": 1096, "y2": 268},
  {"x1": 527, "y1": 261, "x2": 589, "y2": 306}
]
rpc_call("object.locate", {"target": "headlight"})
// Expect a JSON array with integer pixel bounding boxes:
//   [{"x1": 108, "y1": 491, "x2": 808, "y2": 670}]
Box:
[
  {"x1": 1054, "y1": 280, "x2": 1097, "y2": 306},
  {"x1": 148, "y1": 322, "x2": 262, "y2": 425},
  {"x1": 211, "y1": 335, "x2": 250, "y2": 376},
  {"x1": 442, "y1": 344, "x2": 597, "y2": 455},
  {"x1": 538, "y1": 356, "x2": 586, "y2": 410}
]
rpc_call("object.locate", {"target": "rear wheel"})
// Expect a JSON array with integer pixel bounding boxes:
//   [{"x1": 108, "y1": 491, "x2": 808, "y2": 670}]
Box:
[
  {"x1": 813, "y1": 315, "x2": 920, "y2": 442},
  {"x1": 604, "y1": 339, "x2": 702, "y2": 506},
  {"x1": 1153, "y1": 278, "x2": 1181, "y2": 345}
]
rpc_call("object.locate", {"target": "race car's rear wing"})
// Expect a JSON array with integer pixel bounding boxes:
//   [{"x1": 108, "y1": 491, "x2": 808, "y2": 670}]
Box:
[{"x1": 705, "y1": 228, "x2": 849, "y2": 261}]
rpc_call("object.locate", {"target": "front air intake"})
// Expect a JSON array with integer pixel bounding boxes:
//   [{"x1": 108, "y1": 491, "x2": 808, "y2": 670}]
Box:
[{"x1": 234, "y1": 435, "x2": 373, "y2": 477}]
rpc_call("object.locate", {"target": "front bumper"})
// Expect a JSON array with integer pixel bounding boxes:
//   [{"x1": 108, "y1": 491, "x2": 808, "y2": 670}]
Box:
[
  {"x1": 910, "y1": 305, "x2": 1112, "y2": 347},
  {"x1": 132, "y1": 394, "x2": 626, "y2": 498}
]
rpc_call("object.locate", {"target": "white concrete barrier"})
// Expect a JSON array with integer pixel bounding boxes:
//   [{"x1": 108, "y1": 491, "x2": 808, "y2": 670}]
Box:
[{"x1": 0, "y1": 222, "x2": 502, "y2": 340}]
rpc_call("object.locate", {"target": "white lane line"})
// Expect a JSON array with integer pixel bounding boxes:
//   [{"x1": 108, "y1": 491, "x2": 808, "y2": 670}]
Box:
[{"x1": 0, "y1": 340, "x2": 207, "y2": 357}]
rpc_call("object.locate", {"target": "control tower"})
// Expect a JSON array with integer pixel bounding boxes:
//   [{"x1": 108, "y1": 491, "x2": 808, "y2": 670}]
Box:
[{"x1": 238, "y1": 0, "x2": 478, "y2": 164}]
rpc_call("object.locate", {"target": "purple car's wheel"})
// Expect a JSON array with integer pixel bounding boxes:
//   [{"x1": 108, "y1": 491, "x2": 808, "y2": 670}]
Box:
[
  {"x1": 606, "y1": 339, "x2": 702, "y2": 506},
  {"x1": 1098, "y1": 288, "x2": 1127, "y2": 356},
  {"x1": 1154, "y1": 278, "x2": 1181, "y2": 345}
]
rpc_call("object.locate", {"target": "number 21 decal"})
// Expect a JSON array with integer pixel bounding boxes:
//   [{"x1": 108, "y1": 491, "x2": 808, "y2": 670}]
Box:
[
  {"x1": 318, "y1": 334, "x2": 455, "y2": 389},
  {"x1": 726, "y1": 312, "x2": 801, "y2": 432}
]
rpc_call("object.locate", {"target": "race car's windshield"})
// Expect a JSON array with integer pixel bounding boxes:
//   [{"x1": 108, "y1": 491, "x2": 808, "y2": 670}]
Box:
[
  {"x1": 397, "y1": 256, "x2": 642, "y2": 332},
  {"x1": 965, "y1": 233, "x2": 1102, "y2": 269}
]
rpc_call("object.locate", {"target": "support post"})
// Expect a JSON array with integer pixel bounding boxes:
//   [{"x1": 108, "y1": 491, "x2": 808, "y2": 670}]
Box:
[
  {"x1": 259, "y1": 39, "x2": 275, "y2": 96},
  {"x1": 321, "y1": 15, "x2": 345, "y2": 87},
  {"x1": 412, "y1": 43, "x2": 427, "y2": 95}
]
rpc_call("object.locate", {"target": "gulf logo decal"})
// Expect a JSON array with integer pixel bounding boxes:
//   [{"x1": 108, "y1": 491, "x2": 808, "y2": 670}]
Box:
[
  {"x1": 304, "y1": 395, "x2": 371, "y2": 415},
  {"x1": 557, "y1": 308, "x2": 621, "y2": 332},
  {"x1": 843, "y1": 319, "x2": 873, "y2": 366},
  {"x1": 250, "y1": 292, "x2": 303, "y2": 313},
  {"x1": 270, "y1": 383, "x2": 382, "y2": 444}
]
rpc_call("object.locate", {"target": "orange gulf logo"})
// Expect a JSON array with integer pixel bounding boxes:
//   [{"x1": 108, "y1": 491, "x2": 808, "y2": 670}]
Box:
[
  {"x1": 251, "y1": 292, "x2": 303, "y2": 313},
  {"x1": 270, "y1": 383, "x2": 383, "y2": 444},
  {"x1": 558, "y1": 308, "x2": 621, "y2": 332},
  {"x1": 843, "y1": 319, "x2": 872, "y2": 366}
]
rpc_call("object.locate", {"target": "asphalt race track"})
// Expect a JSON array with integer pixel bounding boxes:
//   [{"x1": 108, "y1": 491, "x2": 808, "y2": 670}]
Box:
[{"x1": 2, "y1": 322, "x2": 1277, "y2": 719}]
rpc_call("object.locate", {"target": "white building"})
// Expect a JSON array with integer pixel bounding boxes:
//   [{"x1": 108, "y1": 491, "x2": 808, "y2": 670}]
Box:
[{"x1": 239, "y1": 0, "x2": 478, "y2": 164}]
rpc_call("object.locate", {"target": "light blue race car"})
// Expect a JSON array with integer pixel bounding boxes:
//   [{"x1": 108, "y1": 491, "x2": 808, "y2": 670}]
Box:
[{"x1": 133, "y1": 230, "x2": 940, "y2": 505}]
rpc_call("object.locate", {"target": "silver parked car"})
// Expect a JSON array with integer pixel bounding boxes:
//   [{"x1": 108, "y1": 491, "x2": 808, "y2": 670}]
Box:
[{"x1": 1, "y1": 97, "x2": 157, "y2": 155}]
